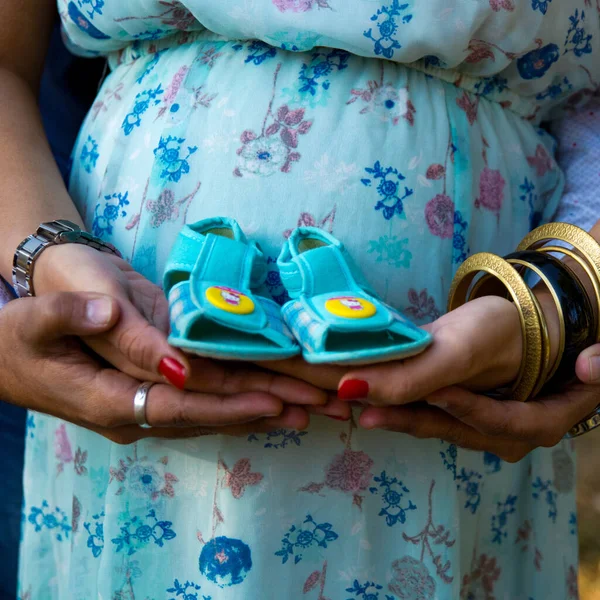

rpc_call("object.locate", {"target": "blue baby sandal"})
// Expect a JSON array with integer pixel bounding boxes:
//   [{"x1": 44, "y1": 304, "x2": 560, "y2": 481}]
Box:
[
  {"x1": 278, "y1": 227, "x2": 432, "y2": 365},
  {"x1": 164, "y1": 217, "x2": 300, "y2": 360}
]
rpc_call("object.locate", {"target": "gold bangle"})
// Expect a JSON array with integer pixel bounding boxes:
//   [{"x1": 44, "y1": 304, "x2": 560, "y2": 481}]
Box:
[
  {"x1": 529, "y1": 290, "x2": 552, "y2": 399},
  {"x1": 447, "y1": 253, "x2": 543, "y2": 402},
  {"x1": 507, "y1": 258, "x2": 564, "y2": 390},
  {"x1": 537, "y1": 245, "x2": 600, "y2": 343},
  {"x1": 517, "y1": 223, "x2": 600, "y2": 342},
  {"x1": 466, "y1": 271, "x2": 551, "y2": 399}
]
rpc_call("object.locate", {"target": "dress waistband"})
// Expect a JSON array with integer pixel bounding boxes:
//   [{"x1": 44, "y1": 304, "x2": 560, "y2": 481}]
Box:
[{"x1": 108, "y1": 30, "x2": 539, "y2": 121}]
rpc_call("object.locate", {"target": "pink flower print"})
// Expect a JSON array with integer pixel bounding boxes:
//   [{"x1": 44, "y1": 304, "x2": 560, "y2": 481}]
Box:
[
  {"x1": 55, "y1": 424, "x2": 73, "y2": 464},
  {"x1": 425, "y1": 194, "x2": 454, "y2": 239},
  {"x1": 324, "y1": 449, "x2": 374, "y2": 494},
  {"x1": 475, "y1": 168, "x2": 505, "y2": 215},
  {"x1": 489, "y1": 0, "x2": 515, "y2": 11},
  {"x1": 147, "y1": 190, "x2": 179, "y2": 228},
  {"x1": 156, "y1": 65, "x2": 189, "y2": 119},
  {"x1": 566, "y1": 565, "x2": 578, "y2": 599},
  {"x1": 389, "y1": 556, "x2": 436, "y2": 600},
  {"x1": 159, "y1": 1, "x2": 197, "y2": 30},
  {"x1": 405, "y1": 289, "x2": 441, "y2": 322},
  {"x1": 465, "y1": 40, "x2": 496, "y2": 64},
  {"x1": 273, "y1": 0, "x2": 330, "y2": 12},
  {"x1": 527, "y1": 144, "x2": 553, "y2": 177},
  {"x1": 426, "y1": 164, "x2": 445, "y2": 180},
  {"x1": 223, "y1": 458, "x2": 264, "y2": 499},
  {"x1": 347, "y1": 81, "x2": 414, "y2": 126},
  {"x1": 456, "y1": 91, "x2": 479, "y2": 125},
  {"x1": 460, "y1": 554, "x2": 501, "y2": 600},
  {"x1": 235, "y1": 105, "x2": 313, "y2": 177},
  {"x1": 283, "y1": 206, "x2": 336, "y2": 238}
]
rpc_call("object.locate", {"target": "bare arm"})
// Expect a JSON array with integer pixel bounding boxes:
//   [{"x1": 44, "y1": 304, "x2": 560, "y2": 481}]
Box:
[{"x1": 0, "y1": 0, "x2": 83, "y2": 280}]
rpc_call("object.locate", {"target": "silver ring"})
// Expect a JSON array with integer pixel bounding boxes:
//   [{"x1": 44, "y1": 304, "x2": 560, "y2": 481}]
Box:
[
  {"x1": 133, "y1": 382, "x2": 155, "y2": 429},
  {"x1": 565, "y1": 404, "x2": 600, "y2": 438}
]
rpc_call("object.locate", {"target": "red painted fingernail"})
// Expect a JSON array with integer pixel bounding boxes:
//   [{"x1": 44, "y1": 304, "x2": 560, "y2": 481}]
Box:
[
  {"x1": 328, "y1": 415, "x2": 349, "y2": 421},
  {"x1": 159, "y1": 357, "x2": 186, "y2": 390},
  {"x1": 338, "y1": 379, "x2": 369, "y2": 401}
]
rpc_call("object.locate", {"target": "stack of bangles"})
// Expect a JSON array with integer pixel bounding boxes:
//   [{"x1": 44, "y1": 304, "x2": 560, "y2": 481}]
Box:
[{"x1": 447, "y1": 223, "x2": 600, "y2": 438}]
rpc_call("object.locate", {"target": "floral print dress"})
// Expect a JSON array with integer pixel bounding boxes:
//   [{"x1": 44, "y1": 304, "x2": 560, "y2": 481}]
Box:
[{"x1": 18, "y1": 1, "x2": 600, "y2": 599}]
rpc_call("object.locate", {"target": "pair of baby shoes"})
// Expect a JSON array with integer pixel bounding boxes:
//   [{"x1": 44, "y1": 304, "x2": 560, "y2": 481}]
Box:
[{"x1": 164, "y1": 217, "x2": 431, "y2": 365}]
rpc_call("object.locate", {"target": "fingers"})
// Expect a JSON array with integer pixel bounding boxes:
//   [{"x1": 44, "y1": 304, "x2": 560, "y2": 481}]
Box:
[
  {"x1": 307, "y1": 395, "x2": 354, "y2": 420},
  {"x1": 84, "y1": 297, "x2": 190, "y2": 389},
  {"x1": 576, "y1": 344, "x2": 600, "y2": 384},
  {"x1": 359, "y1": 403, "x2": 533, "y2": 462},
  {"x1": 426, "y1": 384, "x2": 600, "y2": 447},
  {"x1": 337, "y1": 297, "x2": 522, "y2": 406},
  {"x1": 87, "y1": 368, "x2": 286, "y2": 429},
  {"x1": 15, "y1": 292, "x2": 120, "y2": 344},
  {"x1": 95, "y1": 406, "x2": 311, "y2": 445},
  {"x1": 259, "y1": 357, "x2": 346, "y2": 391},
  {"x1": 184, "y1": 358, "x2": 328, "y2": 406}
]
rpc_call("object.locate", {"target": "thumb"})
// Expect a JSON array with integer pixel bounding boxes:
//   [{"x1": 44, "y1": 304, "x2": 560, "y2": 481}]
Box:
[
  {"x1": 16, "y1": 292, "x2": 119, "y2": 343},
  {"x1": 576, "y1": 344, "x2": 600, "y2": 384}
]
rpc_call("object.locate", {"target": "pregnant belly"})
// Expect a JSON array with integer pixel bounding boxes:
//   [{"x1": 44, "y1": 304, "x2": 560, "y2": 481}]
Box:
[{"x1": 69, "y1": 37, "x2": 562, "y2": 318}]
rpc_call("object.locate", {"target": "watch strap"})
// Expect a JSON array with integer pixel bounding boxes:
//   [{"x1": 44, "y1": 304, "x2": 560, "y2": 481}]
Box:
[{"x1": 12, "y1": 220, "x2": 121, "y2": 297}]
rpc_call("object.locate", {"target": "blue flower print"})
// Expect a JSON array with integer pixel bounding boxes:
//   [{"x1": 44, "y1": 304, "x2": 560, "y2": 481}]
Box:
[
  {"x1": 368, "y1": 236, "x2": 412, "y2": 268},
  {"x1": 364, "y1": 1, "x2": 413, "y2": 59},
  {"x1": 519, "y1": 178, "x2": 543, "y2": 230},
  {"x1": 483, "y1": 452, "x2": 502, "y2": 474},
  {"x1": 248, "y1": 428, "x2": 307, "y2": 449},
  {"x1": 28, "y1": 501, "x2": 71, "y2": 541},
  {"x1": 298, "y1": 49, "x2": 349, "y2": 97},
  {"x1": 265, "y1": 257, "x2": 292, "y2": 305},
  {"x1": 569, "y1": 512, "x2": 577, "y2": 535},
  {"x1": 452, "y1": 210, "x2": 470, "y2": 265},
  {"x1": 473, "y1": 76, "x2": 508, "y2": 97},
  {"x1": 244, "y1": 41, "x2": 278, "y2": 66},
  {"x1": 456, "y1": 469, "x2": 482, "y2": 514},
  {"x1": 536, "y1": 76, "x2": 572, "y2": 101},
  {"x1": 564, "y1": 10, "x2": 593, "y2": 58},
  {"x1": 199, "y1": 536, "x2": 252, "y2": 587},
  {"x1": 80, "y1": 135, "x2": 99, "y2": 173},
  {"x1": 516, "y1": 44, "x2": 560, "y2": 80},
  {"x1": 84, "y1": 512, "x2": 105, "y2": 558},
  {"x1": 111, "y1": 509, "x2": 176, "y2": 555},
  {"x1": 122, "y1": 85, "x2": 164, "y2": 136},
  {"x1": 346, "y1": 580, "x2": 395, "y2": 600},
  {"x1": 92, "y1": 191, "x2": 129, "y2": 238},
  {"x1": 491, "y1": 494, "x2": 517, "y2": 544},
  {"x1": 167, "y1": 578, "x2": 211, "y2": 599},
  {"x1": 275, "y1": 515, "x2": 339, "y2": 564},
  {"x1": 26, "y1": 413, "x2": 35, "y2": 439},
  {"x1": 369, "y1": 471, "x2": 417, "y2": 527},
  {"x1": 362, "y1": 161, "x2": 414, "y2": 220},
  {"x1": 153, "y1": 136, "x2": 198, "y2": 182},
  {"x1": 78, "y1": 0, "x2": 104, "y2": 19},
  {"x1": 67, "y1": 2, "x2": 110, "y2": 39},
  {"x1": 136, "y1": 50, "x2": 165, "y2": 85},
  {"x1": 440, "y1": 442, "x2": 457, "y2": 478},
  {"x1": 532, "y1": 477, "x2": 558, "y2": 523},
  {"x1": 531, "y1": 0, "x2": 552, "y2": 14}
]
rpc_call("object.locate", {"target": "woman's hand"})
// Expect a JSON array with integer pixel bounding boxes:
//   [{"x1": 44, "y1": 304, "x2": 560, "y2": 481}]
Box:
[
  {"x1": 33, "y1": 243, "x2": 327, "y2": 410},
  {"x1": 333, "y1": 295, "x2": 600, "y2": 462},
  {"x1": 0, "y1": 291, "x2": 324, "y2": 443}
]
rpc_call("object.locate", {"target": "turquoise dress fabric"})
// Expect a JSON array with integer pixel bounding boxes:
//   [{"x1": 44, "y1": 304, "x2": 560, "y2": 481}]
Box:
[{"x1": 19, "y1": 1, "x2": 600, "y2": 598}]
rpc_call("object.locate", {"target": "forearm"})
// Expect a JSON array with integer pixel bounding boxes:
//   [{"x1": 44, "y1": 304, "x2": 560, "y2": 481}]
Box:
[{"x1": 0, "y1": 68, "x2": 83, "y2": 280}]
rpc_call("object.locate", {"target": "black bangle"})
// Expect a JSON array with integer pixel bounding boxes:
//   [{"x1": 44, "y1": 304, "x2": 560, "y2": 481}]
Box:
[{"x1": 504, "y1": 250, "x2": 595, "y2": 394}]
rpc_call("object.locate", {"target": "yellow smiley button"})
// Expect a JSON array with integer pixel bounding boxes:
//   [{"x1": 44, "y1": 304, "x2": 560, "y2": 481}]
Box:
[
  {"x1": 325, "y1": 296, "x2": 377, "y2": 319},
  {"x1": 205, "y1": 286, "x2": 255, "y2": 315}
]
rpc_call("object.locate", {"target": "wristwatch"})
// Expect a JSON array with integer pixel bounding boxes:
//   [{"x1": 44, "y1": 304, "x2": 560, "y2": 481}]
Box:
[{"x1": 12, "y1": 220, "x2": 121, "y2": 298}]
